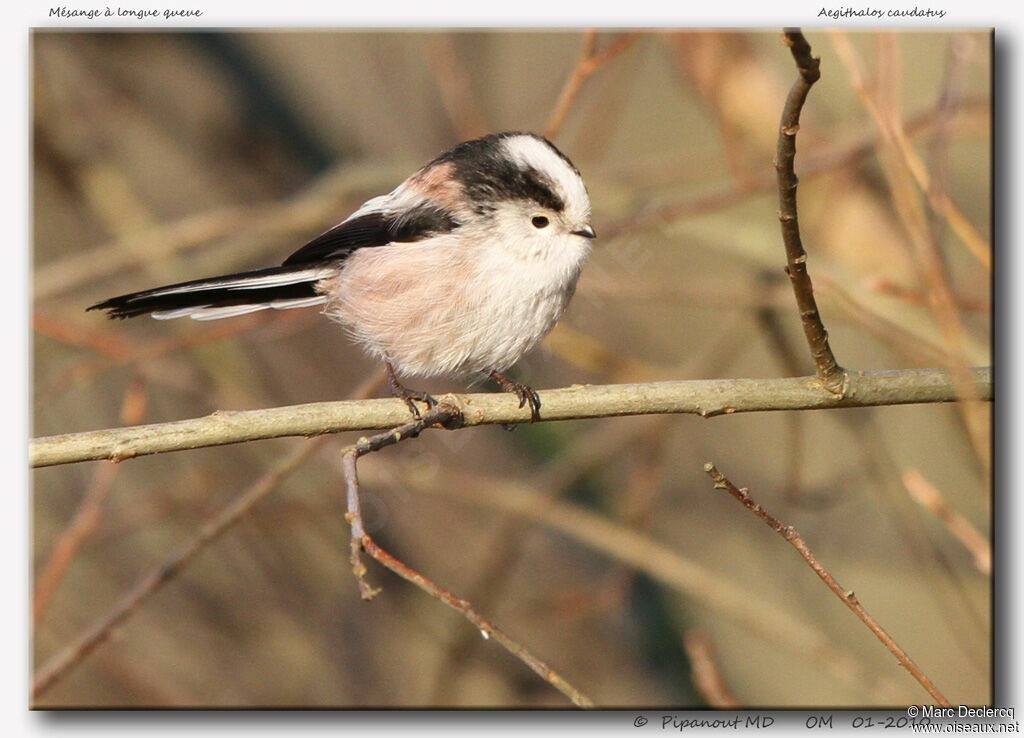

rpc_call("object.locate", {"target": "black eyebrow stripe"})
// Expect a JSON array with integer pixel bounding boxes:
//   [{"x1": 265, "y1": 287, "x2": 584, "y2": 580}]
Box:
[
  {"x1": 510, "y1": 166, "x2": 566, "y2": 212},
  {"x1": 459, "y1": 160, "x2": 565, "y2": 213},
  {"x1": 431, "y1": 133, "x2": 567, "y2": 213}
]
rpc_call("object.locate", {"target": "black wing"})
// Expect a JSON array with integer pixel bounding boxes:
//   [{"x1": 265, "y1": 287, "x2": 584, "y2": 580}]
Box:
[{"x1": 282, "y1": 205, "x2": 461, "y2": 266}]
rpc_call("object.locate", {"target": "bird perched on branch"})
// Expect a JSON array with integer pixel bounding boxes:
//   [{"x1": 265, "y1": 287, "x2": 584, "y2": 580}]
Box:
[{"x1": 89, "y1": 132, "x2": 596, "y2": 421}]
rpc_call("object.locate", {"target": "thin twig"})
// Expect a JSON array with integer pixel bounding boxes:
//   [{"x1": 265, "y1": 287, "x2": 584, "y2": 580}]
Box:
[
  {"x1": 342, "y1": 451, "x2": 380, "y2": 601},
  {"x1": 338, "y1": 403, "x2": 594, "y2": 708},
  {"x1": 758, "y1": 276, "x2": 988, "y2": 658},
  {"x1": 341, "y1": 402, "x2": 462, "y2": 599},
  {"x1": 817, "y1": 275, "x2": 973, "y2": 368},
  {"x1": 776, "y1": 29, "x2": 844, "y2": 393},
  {"x1": 827, "y1": 31, "x2": 990, "y2": 271},
  {"x1": 33, "y1": 377, "x2": 148, "y2": 623},
  {"x1": 703, "y1": 462, "x2": 952, "y2": 707},
  {"x1": 401, "y1": 465, "x2": 904, "y2": 700},
  {"x1": 903, "y1": 468, "x2": 991, "y2": 575},
  {"x1": 427, "y1": 34, "x2": 490, "y2": 140},
  {"x1": 361, "y1": 534, "x2": 594, "y2": 707},
  {"x1": 33, "y1": 161, "x2": 401, "y2": 302},
  {"x1": 683, "y1": 631, "x2": 742, "y2": 708},
  {"x1": 427, "y1": 415, "x2": 675, "y2": 704},
  {"x1": 32, "y1": 437, "x2": 326, "y2": 701},
  {"x1": 829, "y1": 31, "x2": 991, "y2": 484},
  {"x1": 544, "y1": 31, "x2": 641, "y2": 140},
  {"x1": 600, "y1": 95, "x2": 990, "y2": 244}
]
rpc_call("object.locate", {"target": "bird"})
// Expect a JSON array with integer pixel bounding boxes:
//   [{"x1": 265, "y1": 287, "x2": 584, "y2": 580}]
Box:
[{"x1": 89, "y1": 131, "x2": 596, "y2": 422}]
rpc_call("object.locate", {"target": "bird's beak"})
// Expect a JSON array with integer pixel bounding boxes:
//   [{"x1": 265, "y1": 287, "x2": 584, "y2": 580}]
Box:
[{"x1": 572, "y1": 225, "x2": 596, "y2": 239}]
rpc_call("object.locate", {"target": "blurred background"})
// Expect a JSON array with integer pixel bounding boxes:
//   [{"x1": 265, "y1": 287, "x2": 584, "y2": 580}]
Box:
[{"x1": 31, "y1": 29, "x2": 991, "y2": 707}]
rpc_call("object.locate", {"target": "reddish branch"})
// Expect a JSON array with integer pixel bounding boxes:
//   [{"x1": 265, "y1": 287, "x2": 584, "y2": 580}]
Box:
[
  {"x1": 545, "y1": 31, "x2": 641, "y2": 140},
  {"x1": 32, "y1": 438, "x2": 327, "y2": 701},
  {"x1": 704, "y1": 462, "x2": 951, "y2": 707},
  {"x1": 903, "y1": 468, "x2": 991, "y2": 575},
  {"x1": 340, "y1": 404, "x2": 594, "y2": 708},
  {"x1": 33, "y1": 377, "x2": 149, "y2": 624},
  {"x1": 776, "y1": 29, "x2": 844, "y2": 393},
  {"x1": 683, "y1": 631, "x2": 742, "y2": 708}
]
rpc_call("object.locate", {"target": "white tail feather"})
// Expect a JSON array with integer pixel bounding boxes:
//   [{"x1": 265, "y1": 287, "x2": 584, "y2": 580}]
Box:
[
  {"x1": 143, "y1": 267, "x2": 334, "y2": 299},
  {"x1": 270, "y1": 296, "x2": 329, "y2": 310},
  {"x1": 152, "y1": 306, "x2": 210, "y2": 320},
  {"x1": 188, "y1": 304, "x2": 272, "y2": 321},
  {"x1": 157, "y1": 295, "x2": 329, "y2": 321},
  {"x1": 232, "y1": 269, "x2": 334, "y2": 290}
]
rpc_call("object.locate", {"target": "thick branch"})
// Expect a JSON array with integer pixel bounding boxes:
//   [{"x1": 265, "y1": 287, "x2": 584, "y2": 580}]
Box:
[
  {"x1": 31, "y1": 367, "x2": 992, "y2": 468},
  {"x1": 777, "y1": 29, "x2": 844, "y2": 392}
]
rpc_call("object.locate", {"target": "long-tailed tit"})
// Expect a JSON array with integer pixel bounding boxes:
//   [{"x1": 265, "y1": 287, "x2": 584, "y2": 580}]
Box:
[{"x1": 89, "y1": 132, "x2": 596, "y2": 421}]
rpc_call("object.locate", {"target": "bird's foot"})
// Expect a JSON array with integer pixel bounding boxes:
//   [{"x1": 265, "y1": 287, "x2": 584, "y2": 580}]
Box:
[
  {"x1": 488, "y1": 370, "x2": 541, "y2": 424},
  {"x1": 386, "y1": 362, "x2": 437, "y2": 420}
]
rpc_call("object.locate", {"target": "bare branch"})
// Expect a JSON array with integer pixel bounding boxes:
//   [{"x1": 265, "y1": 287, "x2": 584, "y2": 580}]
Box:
[
  {"x1": 33, "y1": 377, "x2": 148, "y2": 623},
  {"x1": 704, "y1": 462, "x2": 952, "y2": 707},
  {"x1": 544, "y1": 31, "x2": 641, "y2": 140},
  {"x1": 829, "y1": 30, "x2": 991, "y2": 482},
  {"x1": 360, "y1": 533, "x2": 594, "y2": 708},
  {"x1": 31, "y1": 367, "x2": 992, "y2": 468},
  {"x1": 427, "y1": 34, "x2": 490, "y2": 140},
  {"x1": 410, "y1": 464, "x2": 903, "y2": 699},
  {"x1": 32, "y1": 437, "x2": 326, "y2": 701},
  {"x1": 683, "y1": 631, "x2": 742, "y2": 708},
  {"x1": 776, "y1": 29, "x2": 844, "y2": 392},
  {"x1": 903, "y1": 468, "x2": 991, "y2": 575},
  {"x1": 601, "y1": 94, "x2": 990, "y2": 244},
  {"x1": 338, "y1": 403, "x2": 594, "y2": 708},
  {"x1": 828, "y1": 31, "x2": 990, "y2": 271},
  {"x1": 33, "y1": 162, "x2": 402, "y2": 302}
]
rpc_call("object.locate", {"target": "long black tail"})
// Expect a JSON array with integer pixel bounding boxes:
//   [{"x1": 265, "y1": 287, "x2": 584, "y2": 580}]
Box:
[{"x1": 88, "y1": 265, "x2": 334, "y2": 321}]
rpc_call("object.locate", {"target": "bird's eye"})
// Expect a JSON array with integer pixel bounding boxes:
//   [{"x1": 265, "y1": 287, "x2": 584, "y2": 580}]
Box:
[{"x1": 531, "y1": 215, "x2": 550, "y2": 229}]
